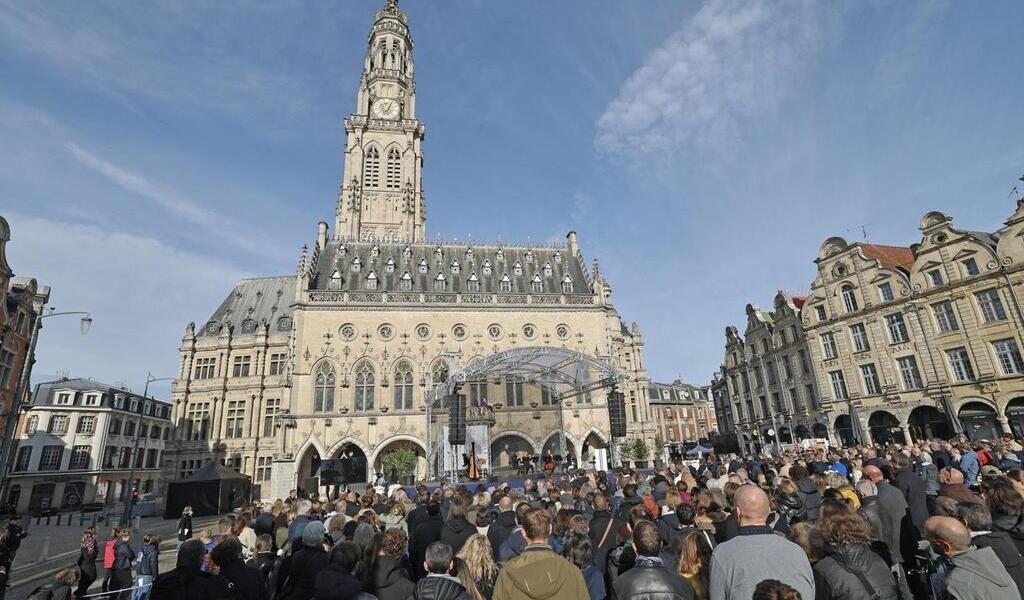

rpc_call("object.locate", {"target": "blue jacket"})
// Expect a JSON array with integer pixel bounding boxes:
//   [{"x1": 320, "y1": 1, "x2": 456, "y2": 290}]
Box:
[
  {"x1": 497, "y1": 529, "x2": 563, "y2": 563},
  {"x1": 960, "y1": 451, "x2": 980, "y2": 484},
  {"x1": 113, "y1": 540, "x2": 135, "y2": 571},
  {"x1": 582, "y1": 564, "x2": 606, "y2": 600}
]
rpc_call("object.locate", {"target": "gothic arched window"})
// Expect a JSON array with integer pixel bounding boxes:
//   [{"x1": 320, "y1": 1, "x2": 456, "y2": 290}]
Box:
[
  {"x1": 386, "y1": 147, "x2": 401, "y2": 189},
  {"x1": 432, "y1": 361, "x2": 449, "y2": 387},
  {"x1": 531, "y1": 274, "x2": 543, "y2": 293},
  {"x1": 841, "y1": 284, "x2": 858, "y2": 312},
  {"x1": 363, "y1": 147, "x2": 381, "y2": 188},
  {"x1": 365, "y1": 270, "x2": 378, "y2": 290},
  {"x1": 399, "y1": 271, "x2": 413, "y2": 290},
  {"x1": 329, "y1": 270, "x2": 343, "y2": 290},
  {"x1": 314, "y1": 362, "x2": 336, "y2": 413},
  {"x1": 354, "y1": 362, "x2": 375, "y2": 411},
  {"x1": 499, "y1": 274, "x2": 511, "y2": 292},
  {"x1": 393, "y1": 360, "x2": 414, "y2": 410},
  {"x1": 561, "y1": 275, "x2": 574, "y2": 293},
  {"x1": 434, "y1": 273, "x2": 446, "y2": 291},
  {"x1": 467, "y1": 273, "x2": 480, "y2": 292}
]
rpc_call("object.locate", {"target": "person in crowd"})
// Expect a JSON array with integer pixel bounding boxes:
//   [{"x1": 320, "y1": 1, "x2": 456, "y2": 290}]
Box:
[
  {"x1": 488, "y1": 496, "x2": 517, "y2": 561},
  {"x1": 787, "y1": 465, "x2": 822, "y2": 523},
  {"x1": 862, "y1": 465, "x2": 907, "y2": 568},
  {"x1": 960, "y1": 443, "x2": 982, "y2": 486},
  {"x1": 353, "y1": 522, "x2": 377, "y2": 554},
  {"x1": 232, "y1": 513, "x2": 258, "y2": 561},
  {"x1": 854, "y1": 479, "x2": 894, "y2": 565},
  {"x1": 100, "y1": 527, "x2": 119, "y2": 594},
  {"x1": 773, "y1": 478, "x2": 807, "y2": 526},
  {"x1": 278, "y1": 520, "x2": 329, "y2": 600},
  {"x1": 605, "y1": 505, "x2": 649, "y2": 590},
  {"x1": 411, "y1": 500, "x2": 445, "y2": 579},
  {"x1": 410, "y1": 542, "x2": 471, "y2": 600},
  {"x1": 288, "y1": 499, "x2": 314, "y2": 543},
  {"x1": 984, "y1": 476, "x2": 1024, "y2": 554},
  {"x1": 441, "y1": 498, "x2": 476, "y2": 555},
  {"x1": 925, "y1": 515, "x2": 1022, "y2": 600},
  {"x1": 939, "y1": 467, "x2": 981, "y2": 504},
  {"x1": 455, "y1": 534, "x2": 497, "y2": 600},
  {"x1": 562, "y1": 533, "x2": 604, "y2": 600},
  {"x1": 677, "y1": 530, "x2": 713, "y2": 600},
  {"x1": 657, "y1": 490, "x2": 687, "y2": 549},
  {"x1": 617, "y1": 484, "x2": 645, "y2": 520},
  {"x1": 209, "y1": 537, "x2": 267, "y2": 600},
  {"x1": 367, "y1": 527, "x2": 416, "y2": 600},
  {"x1": 27, "y1": 567, "x2": 78, "y2": 600},
  {"x1": 150, "y1": 539, "x2": 221, "y2": 600},
  {"x1": 108, "y1": 528, "x2": 134, "y2": 600},
  {"x1": 177, "y1": 505, "x2": 194, "y2": 550},
  {"x1": 315, "y1": 542, "x2": 370, "y2": 600},
  {"x1": 709, "y1": 485, "x2": 814, "y2": 600},
  {"x1": 249, "y1": 534, "x2": 276, "y2": 589},
  {"x1": 611, "y1": 519, "x2": 694, "y2": 600},
  {"x1": 956, "y1": 501, "x2": 1024, "y2": 598},
  {"x1": 813, "y1": 499, "x2": 900, "y2": 599},
  {"x1": 892, "y1": 453, "x2": 928, "y2": 532},
  {"x1": 589, "y1": 493, "x2": 624, "y2": 567},
  {"x1": 132, "y1": 533, "x2": 160, "y2": 600},
  {"x1": 751, "y1": 579, "x2": 803, "y2": 600},
  {"x1": 327, "y1": 514, "x2": 347, "y2": 546},
  {"x1": 382, "y1": 501, "x2": 409, "y2": 536},
  {"x1": 253, "y1": 502, "x2": 277, "y2": 542},
  {"x1": 493, "y1": 508, "x2": 588, "y2": 600},
  {"x1": 75, "y1": 525, "x2": 98, "y2": 599}
]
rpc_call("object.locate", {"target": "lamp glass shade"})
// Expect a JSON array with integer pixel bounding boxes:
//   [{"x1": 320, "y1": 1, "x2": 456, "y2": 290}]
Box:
[{"x1": 80, "y1": 315, "x2": 93, "y2": 335}]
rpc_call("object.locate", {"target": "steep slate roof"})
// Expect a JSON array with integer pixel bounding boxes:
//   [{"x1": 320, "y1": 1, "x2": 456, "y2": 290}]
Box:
[
  {"x1": 309, "y1": 240, "x2": 590, "y2": 295},
  {"x1": 199, "y1": 276, "x2": 296, "y2": 337},
  {"x1": 860, "y1": 244, "x2": 914, "y2": 273}
]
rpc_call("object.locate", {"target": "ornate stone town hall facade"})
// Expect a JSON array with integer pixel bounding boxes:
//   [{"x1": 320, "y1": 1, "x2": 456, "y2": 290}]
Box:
[{"x1": 165, "y1": 1, "x2": 654, "y2": 498}]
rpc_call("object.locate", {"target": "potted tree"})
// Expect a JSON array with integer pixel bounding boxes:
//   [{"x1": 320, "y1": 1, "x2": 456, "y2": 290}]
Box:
[
  {"x1": 631, "y1": 438, "x2": 650, "y2": 470},
  {"x1": 380, "y1": 447, "x2": 419, "y2": 486},
  {"x1": 614, "y1": 440, "x2": 632, "y2": 471},
  {"x1": 652, "y1": 436, "x2": 666, "y2": 469}
]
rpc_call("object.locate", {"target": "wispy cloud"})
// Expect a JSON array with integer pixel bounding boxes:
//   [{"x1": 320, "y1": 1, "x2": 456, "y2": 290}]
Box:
[
  {"x1": 65, "y1": 141, "x2": 284, "y2": 261},
  {"x1": 595, "y1": 0, "x2": 829, "y2": 154}
]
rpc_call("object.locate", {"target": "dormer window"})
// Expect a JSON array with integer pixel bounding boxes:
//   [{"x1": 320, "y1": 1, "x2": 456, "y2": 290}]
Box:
[
  {"x1": 467, "y1": 273, "x2": 480, "y2": 292},
  {"x1": 482, "y1": 260, "x2": 492, "y2": 275},
  {"x1": 351, "y1": 257, "x2": 362, "y2": 273},
  {"x1": 403, "y1": 245, "x2": 412, "y2": 258},
  {"x1": 524, "y1": 250, "x2": 533, "y2": 263},
  {"x1": 553, "y1": 251, "x2": 562, "y2": 263},
  {"x1": 434, "y1": 246, "x2": 443, "y2": 262},
  {"x1": 434, "y1": 272, "x2": 447, "y2": 291},
  {"x1": 451, "y1": 260, "x2": 461, "y2": 275},
  {"x1": 385, "y1": 258, "x2": 396, "y2": 273},
  {"x1": 399, "y1": 272, "x2": 413, "y2": 291},
  {"x1": 419, "y1": 258, "x2": 428, "y2": 274},
  {"x1": 841, "y1": 284, "x2": 858, "y2": 312},
  {"x1": 499, "y1": 274, "x2": 511, "y2": 292},
  {"x1": 928, "y1": 269, "x2": 944, "y2": 287},
  {"x1": 561, "y1": 275, "x2": 574, "y2": 293},
  {"x1": 338, "y1": 244, "x2": 347, "y2": 257},
  {"x1": 329, "y1": 270, "x2": 343, "y2": 290},
  {"x1": 370, "y1": 245, "x2": 380, "y2": 257},
  {"x1": 365, "y1": 270, "x2": 378, "y2": 290},
  {"x1": 963, "y1": 258, "x2": 980, "y2": 277},
  {"x1": 531, "y1": 274, "x2": 543, "y2": 292},
  {"x1": 465, "y1": 248, "x2": 474, "y2": 263},
  {"x1": 513, "y1": 261, "x2": 523, "y2": 276},
  {"x1": 495, "y1": 249, "x2": 504, "y2": 261},
  {"x1": 543, "y1": 262, "x2": 553, "y2": 277}
]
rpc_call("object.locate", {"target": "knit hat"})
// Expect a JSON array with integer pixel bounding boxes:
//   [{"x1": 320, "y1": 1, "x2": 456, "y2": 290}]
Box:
[{"x1": 302, "y1": 520, "x2": 326, "y2": 547}]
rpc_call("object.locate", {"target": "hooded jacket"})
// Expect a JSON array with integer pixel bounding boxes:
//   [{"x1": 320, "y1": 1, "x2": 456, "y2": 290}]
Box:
[
  {"x1": 944, "y1": 546, "x2": 1022, "y2": 600},
  {"x1": 795, "y1": 477, "x2": 822, "y2": 523},
  {"x1": 972, "y1": 530, "x2": 1024, "y2": 599},
  {"x1": 992, "y1": 513, "x2": 1024, "y2": 556},
  {"x1": 489, "y1": 511, "x2": 518, "y2": 560},
  {"x1": 370, "y1": 555, "x2": 416, "y2": 600},
  {"x1": 137, "y1": 544, "x2": 159, "y2": 576},
  {"x1": 493, "y1": 546, "x2": 589, "y2": 600},
  {"x1": 441, "y1": 517, "x2": 476, "y2": 555},
  {"x1": 812, "y1": 542, "x2": 900, "y2": 600},
  {"x1": 411, "y1": 573, "x2": 472, "y2": 600}
]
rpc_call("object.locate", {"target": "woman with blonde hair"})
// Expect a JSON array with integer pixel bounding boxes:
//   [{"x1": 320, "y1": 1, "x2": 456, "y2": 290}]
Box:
[
  {"x1": 677, "y1": 530, "x2": 714, "y2": 600},
  {"x1": 455, "y1": 533, "x2": 497, "y2": 600}
]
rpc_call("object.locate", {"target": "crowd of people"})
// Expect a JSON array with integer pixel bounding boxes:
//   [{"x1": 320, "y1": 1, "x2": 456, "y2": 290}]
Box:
[{"x1": 34, "y1": 433, "x2": 1024, "y2": 600}]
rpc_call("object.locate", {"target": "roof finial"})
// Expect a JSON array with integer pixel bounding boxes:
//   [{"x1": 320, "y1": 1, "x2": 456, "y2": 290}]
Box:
[{"x1": 385, "y1": 0, "x2": 399, "y2": 12}]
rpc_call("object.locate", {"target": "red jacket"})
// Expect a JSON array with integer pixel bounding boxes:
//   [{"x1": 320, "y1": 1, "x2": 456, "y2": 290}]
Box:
[{"x1": 102, "y1": 538, "x2": 117, "y2": 569}]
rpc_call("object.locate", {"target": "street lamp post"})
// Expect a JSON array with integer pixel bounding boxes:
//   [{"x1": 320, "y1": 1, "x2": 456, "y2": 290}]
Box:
[
  {"x1": 120, "y1": 372, "x2": 173, "y2": 526},
  {"x1": 0, "y1": 308, "x2": 92, "y2": 505}
]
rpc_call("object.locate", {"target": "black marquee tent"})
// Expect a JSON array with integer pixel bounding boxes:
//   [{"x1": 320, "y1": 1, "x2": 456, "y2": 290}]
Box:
[{"x1": 164, "y1": 462, "x2": 251, "y2": 518}]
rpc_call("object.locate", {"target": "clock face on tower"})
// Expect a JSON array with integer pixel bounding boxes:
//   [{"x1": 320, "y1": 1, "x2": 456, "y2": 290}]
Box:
[{"x1": 372, "y1": 98, "x2": 400, "y2": 120}]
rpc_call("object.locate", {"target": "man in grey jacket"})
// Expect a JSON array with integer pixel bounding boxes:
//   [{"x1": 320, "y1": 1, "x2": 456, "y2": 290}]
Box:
[
  {"x1": 709, "y1": 485, "x2": 814, "y2": 600},
  {"x1": 925, "y1": 515, "x2": 1021, "y2": 600}
]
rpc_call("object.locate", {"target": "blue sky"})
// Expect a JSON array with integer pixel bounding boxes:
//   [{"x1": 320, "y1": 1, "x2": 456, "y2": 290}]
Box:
[{"x1": 2, "y1": 0, "x2": 1023, "y2": 398}]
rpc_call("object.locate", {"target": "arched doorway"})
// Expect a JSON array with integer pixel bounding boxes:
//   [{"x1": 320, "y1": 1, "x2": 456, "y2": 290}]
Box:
[
  {"x1": 542, "y1": 434, "x2": 576, "y2": 464},
  {"x1": 868, "y1": 411, "x2": 905, "y2": 445},
  {"x1": 1006, "y1": 398, "x2": 1024, "y2": 438},
  {"x1": 909, "y1": 405, "x2": 951, "y2": 441},
  {"x1": 296, "y1": 445, "x2": 322, "y2": 496},
  {"x1": 795, "y1": 425, "x2": 811, "y2": 440},
  {"x1": 332, "y1": 442, "x2": 368, "y2": 485},
  {"x1": 959, "y1": 401, "x2": 1001, "y2": 441},
  {"x1": 778, "y1": 426, "x2": 793, "y2": 444},
  {"x1": 834, "y1": 415, "x2": 855, "y2": 447},
  {"x1": 490, "y1": 434, "x2": 533, "y2": 468},
  {"x1": 581, "y1": 432, "x2": 606, "y2": 467},
  {"x1": 373, "y1": 438, "x2": 426, "y2": 485}
]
